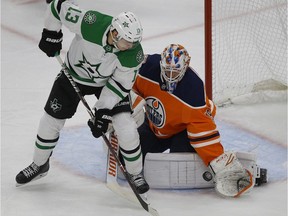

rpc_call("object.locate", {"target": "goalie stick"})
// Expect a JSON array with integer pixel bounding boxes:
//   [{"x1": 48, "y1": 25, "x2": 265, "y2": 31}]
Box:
[{"x1": 56, "y1": 55, "x2": 159, "y2": 216}]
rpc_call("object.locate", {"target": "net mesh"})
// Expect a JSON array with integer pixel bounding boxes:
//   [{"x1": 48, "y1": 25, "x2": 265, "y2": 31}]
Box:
[{"x1": 212, "y1": 0, "x2": 287, "y2": 104}]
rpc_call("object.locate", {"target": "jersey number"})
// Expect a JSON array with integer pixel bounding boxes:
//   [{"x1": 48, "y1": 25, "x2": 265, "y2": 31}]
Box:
[
  {"x1": 132, "y1": 70, "x2": 138, "y2": 82},
  {"x1": 65, "y1": 7, "x2": 81, "y2": 23}
]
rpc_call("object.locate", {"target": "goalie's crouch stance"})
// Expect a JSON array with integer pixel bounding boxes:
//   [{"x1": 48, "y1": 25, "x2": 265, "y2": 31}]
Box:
[{"x1": 128, "y1": 44, "x2": 263, "y2": 197}]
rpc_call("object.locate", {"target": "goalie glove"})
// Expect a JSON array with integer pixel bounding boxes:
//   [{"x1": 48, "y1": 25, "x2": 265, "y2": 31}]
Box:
[{"x1": 209, "y1": 152, "x2": 254, "y2": 198}]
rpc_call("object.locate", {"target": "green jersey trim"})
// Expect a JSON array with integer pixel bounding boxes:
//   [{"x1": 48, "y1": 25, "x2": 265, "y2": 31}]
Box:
[
  {"x1": 51, "y1": 0, "x2": 60, "y2": 21},
  {"x1": 35, "y1": 142, "x2": 56, "y2": 150},
  {"x1": 116, "y1": 45, "x2": 144, "y2": 68},
  {"x1": 121, "y1": 152, "x2": 142, "y2": 162},
  {"x1": 81, "y1": 11, "x2": 112, "y2": 45},
  {"x1": 106, "y1": 82, "x2": 125, "y2": 99},
  {"x1": 67, "y1": 59, "x2": 96, "y2": 84}
]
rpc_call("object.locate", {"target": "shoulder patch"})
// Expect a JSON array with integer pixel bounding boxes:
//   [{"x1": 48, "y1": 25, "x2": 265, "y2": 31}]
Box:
[
  {"x1": 83, "y1": 11, "x2": 97, "y2": 24},
  {"x1": 81, "y1": 11, "x2": 112, "y2": 45},
  {"x1": 136, "y1": 49, "x2": 145, "y2": 63},
  {"x1": 117, "y1": 45, "x2": 144, "y2": 68}
]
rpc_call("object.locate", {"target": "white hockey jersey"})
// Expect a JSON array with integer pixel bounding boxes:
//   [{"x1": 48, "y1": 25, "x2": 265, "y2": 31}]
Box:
[{"x1": 44, "y1": 0, "x2": 144, "y2": 109}]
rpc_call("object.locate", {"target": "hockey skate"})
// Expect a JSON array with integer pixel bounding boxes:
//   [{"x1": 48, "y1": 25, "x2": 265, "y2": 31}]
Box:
[
  {"x1": 129, "y1": 171, "x2": 150, "y2": 194},
  {"x1": 15, "y1": 159, "x2": 50, "y2": 187}
]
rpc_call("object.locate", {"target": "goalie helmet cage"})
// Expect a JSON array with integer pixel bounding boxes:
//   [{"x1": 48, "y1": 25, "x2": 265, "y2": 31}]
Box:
[{"x1": 205, "y1": 0, "x2": 287, "y2": 104}]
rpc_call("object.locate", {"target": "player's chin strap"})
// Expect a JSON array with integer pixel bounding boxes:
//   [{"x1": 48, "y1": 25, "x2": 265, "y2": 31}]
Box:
[
  {"x1": 55, "y1": 55, "x2": 159, "y2": 216},
  {"x1": 209, "y1": 152, "x2": 255, "y2": 198}
]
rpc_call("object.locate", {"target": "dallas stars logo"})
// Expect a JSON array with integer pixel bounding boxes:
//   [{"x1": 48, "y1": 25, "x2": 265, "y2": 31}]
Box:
[
  {"x1": 50, "y1": 98, "x2": 62, "y2": 113},
  {"x1": 122, "y1": 21, "x2": 129, "y2": 28},
  {"x1": 84, "y1": 12, "x2": 96, "y2": 24},
  {"x1": 74, "y1": 54, "x2": 110, "y2": 79}
]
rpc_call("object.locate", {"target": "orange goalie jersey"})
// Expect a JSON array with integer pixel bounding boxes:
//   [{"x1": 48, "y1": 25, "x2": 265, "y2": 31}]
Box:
[{"x1": 133, "y1": 54, "x2": 224, "y2": 166}]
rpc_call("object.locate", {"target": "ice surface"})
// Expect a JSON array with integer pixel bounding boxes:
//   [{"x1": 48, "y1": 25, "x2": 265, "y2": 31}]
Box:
[{"x1": 1, "y1": 0, "x2": 287, "y2": 216}]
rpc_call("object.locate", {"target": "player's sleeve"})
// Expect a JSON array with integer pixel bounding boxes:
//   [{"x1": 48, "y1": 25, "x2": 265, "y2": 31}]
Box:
[
  {"x1": 44, "y1": 0, "x2": 85, "y2": 35},
  {"x1": 186, "y1": 98, "x2": 224, "y2": 166},
  {"x1": 95, "y1": 47, "x2": 144, "y2": 110},
  {"x1": 95, "y1": 66, "x2": 140, "y2": 110}
]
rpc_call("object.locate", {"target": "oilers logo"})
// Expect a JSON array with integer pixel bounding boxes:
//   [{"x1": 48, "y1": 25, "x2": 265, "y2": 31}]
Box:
[{"x1": 145, "y1": 97, "x2": 165, "y2": 128}]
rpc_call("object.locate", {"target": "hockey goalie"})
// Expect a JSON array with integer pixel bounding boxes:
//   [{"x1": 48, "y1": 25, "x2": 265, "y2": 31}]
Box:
[
  {"x1": 116, "y1": 44, "x2": 267, "y2": 198},
  {"x1": 127, "y1": 91, "x2": 267, "y2": 198}
]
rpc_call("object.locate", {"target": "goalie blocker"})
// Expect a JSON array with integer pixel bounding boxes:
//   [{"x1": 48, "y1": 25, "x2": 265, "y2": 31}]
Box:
[{"x1": 142, "y1": 152, "x2": 267, "y2": 191}]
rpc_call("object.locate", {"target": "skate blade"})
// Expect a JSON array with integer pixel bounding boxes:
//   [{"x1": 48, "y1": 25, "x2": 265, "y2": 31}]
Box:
[
  {"x1": 15, "y1": 172, "x2": 48, "y2": 187},
  {"x1": 139, "y1": 192, "x2": 148, "y2": 202}
]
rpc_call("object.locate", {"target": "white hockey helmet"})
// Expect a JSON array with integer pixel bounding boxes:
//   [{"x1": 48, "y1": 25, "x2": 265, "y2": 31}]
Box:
[
  {"x1": 110, "y1": 12, "x2": 143, "y2": 44},
  {"x1": 160, "y1": 44, "x2": 191, "y2": 92}
]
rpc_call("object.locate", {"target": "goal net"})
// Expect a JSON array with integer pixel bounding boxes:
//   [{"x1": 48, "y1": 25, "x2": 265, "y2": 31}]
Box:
[{"x1": 205, "y1": 0, "x2": 287, "y2": 105}]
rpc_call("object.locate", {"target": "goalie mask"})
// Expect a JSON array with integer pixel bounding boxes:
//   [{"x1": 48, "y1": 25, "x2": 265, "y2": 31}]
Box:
[
  {"x1": 160, "y1": 44, "x2": 191, "y2": 93},
  {"x1": 110, "y1": 12, "x2": 143, "y2": 50}
]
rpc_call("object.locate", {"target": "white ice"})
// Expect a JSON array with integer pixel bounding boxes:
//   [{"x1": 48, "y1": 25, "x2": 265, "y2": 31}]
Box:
[{"x1": 1, "y1": 0, "x2": 287, "y2": 216}]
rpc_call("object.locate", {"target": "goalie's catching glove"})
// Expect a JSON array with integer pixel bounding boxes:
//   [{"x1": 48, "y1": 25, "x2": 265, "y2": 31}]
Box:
[
  {"x1": 88, "y1": 109, "x2": 112, "y2": 138},
  {"x1": 38, "y1": 28, "x2": 63, "y2": 57},
  {"x1": 209, "y1": 152, "x2": 254, "y2": 197}
]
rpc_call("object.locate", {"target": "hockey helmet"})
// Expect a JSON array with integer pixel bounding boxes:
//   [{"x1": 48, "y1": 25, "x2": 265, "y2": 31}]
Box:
[
  {"x1": 110, "y1": 11, "x2": 143, "y2": 48},
  {"x1": 160, "y1": 44, "x2": 191, "y2": 92}
]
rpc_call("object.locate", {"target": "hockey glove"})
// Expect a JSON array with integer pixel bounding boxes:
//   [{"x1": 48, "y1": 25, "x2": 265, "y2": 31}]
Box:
[
  {"x1": 88, "y1": 109, "x2": 113, "y2": 138},
  {"x1": 38, "y1": 28, "x2": 63, "y2": 57},
  {"x1": 209, "y1": 152, "x2": 254, "y2": 198}
]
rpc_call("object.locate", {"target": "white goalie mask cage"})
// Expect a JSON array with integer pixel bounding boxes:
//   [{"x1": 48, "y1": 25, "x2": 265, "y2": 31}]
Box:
[{"x1": 160, "y1": 44, "x2": 191, "y2": 92}]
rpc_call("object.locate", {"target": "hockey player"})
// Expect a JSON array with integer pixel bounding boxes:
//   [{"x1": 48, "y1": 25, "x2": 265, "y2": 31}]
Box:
[
  {"x1": 132, "y1": 44, "x2": 254, "y2": 197},
  {"x1": 15, "y1": 0, "x2": 149, "y2": 194}
]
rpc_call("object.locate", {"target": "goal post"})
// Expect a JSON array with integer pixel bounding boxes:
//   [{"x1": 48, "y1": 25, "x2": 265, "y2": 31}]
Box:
[
  {"x1": 205, "y1": 0, "x2": 213, "y2": 100},
  {"x1": 205, "y1": 0, "x2": 287, "y2": 104}
]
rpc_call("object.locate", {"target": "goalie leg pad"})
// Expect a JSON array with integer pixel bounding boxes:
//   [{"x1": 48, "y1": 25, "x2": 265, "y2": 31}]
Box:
[
  {"x1": 143, "y1": 152, "x2": 259, "y2": 190},
  {"x1": 144, "y1": 153, "x2": 214, "y2": 189}
]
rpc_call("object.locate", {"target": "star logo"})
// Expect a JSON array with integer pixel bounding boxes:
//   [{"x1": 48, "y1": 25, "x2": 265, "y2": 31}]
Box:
[
  {"x1": 122, "y1": 21, "x2": 129, "y2": 28},
  {"x1": 104, "y1": 44, "x2": 113, "y2": 53},
  {"x1": 74, "y1": 54, "x2": 110, "y2": 79},
  {"x1": 50, "y1": 98, "x2": 62, "y2": 113}
]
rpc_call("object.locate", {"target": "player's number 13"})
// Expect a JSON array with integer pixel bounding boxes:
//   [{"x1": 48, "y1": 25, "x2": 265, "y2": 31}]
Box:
[{"x1": 65, "y1": 7, "x2": 81, "y2": 23}]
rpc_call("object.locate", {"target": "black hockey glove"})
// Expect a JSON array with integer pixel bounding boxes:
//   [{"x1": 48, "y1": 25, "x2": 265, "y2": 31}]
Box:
[
  {"x1": 88, "y1": 109, "x2": 113, "y2": 138},
  {"x1": 38, "y1": 28, "x2": 63, "y2": 57}
]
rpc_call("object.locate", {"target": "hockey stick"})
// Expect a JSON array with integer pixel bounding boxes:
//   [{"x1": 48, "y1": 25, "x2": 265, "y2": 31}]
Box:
[
  {"x1": 56, "y1": 55, "x2": 159, "y2": 216},
  {"x1": 106, "y1": 132, "x2": 147, "y2": 204}
]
